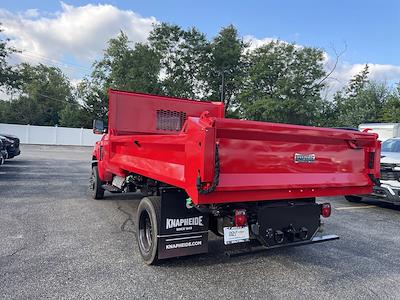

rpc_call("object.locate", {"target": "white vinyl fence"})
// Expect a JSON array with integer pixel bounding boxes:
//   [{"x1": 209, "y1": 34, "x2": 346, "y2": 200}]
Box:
[{"x1": 0, "y1": 123, "x2": 102, "y2": 146}]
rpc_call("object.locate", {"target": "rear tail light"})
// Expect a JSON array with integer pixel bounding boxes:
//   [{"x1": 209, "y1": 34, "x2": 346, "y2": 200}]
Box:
[
  {"x1": 234, "y1": 209, "x2": 247, "y2": 227},
  {"x1": 321, "y1": 203, "x2": 331, "y2": 218}
]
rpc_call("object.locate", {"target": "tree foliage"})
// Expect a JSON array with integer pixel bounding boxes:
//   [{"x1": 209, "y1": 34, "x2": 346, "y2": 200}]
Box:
[
  {"x1": 1, "y1": 23, "x2": 400, "y2": 129},
  {"x1": 381, "y1": 84, "x2": 400, "y2": 122},
  {"x1": 149, "y1": 23, "x2": 209, "y2": 99},
  {"x1": 333, "y1": 65, "x2": 391, "y2": 127},
  {"x1": 76, "y1": 31, "x2": 162, "y2": 125},
  {"x1": 239, "y1": 41, "x2": 327, "y2": 125},
  {"x1": 204, "y1": 25, "x2": 248, "y2": 111},
  {"x1": 0, "y1": 24, "x2": 21, "y2": 93},
  {"x1": 1, "y1": 63, "x2": 74, "y2": 125},
  {"x1": 94, "y1": 32, "x2": 161, "y2": 93}
]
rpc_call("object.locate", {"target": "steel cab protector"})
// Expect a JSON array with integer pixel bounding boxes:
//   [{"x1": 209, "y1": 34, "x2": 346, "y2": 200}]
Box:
[{"x1": 91, "y1": 89, "x2": 381, "y2": 264}]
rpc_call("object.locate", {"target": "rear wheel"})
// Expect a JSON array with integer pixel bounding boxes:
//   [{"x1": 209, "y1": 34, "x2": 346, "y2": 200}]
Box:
[
  {"x1": 136, "y1": 196, "x2": 161, "y2": 265},
  {"x1": 345, "y1": 195, "x2": 362, "y2": 203},
  {"x1": 90, "y1": 166, "x2": 105, "y2": 199}
]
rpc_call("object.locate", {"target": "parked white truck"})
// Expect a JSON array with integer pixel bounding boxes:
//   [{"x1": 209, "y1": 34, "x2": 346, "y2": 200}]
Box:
[
  {"x1": 347, "y1": 123, "x2": 400, "y2": 205},
  {"x1": 359, "y1": 123, "x2": 400, "y2": 142}
]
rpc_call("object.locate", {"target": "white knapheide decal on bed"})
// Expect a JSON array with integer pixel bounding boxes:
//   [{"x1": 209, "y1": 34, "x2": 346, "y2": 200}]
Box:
[{"x1": 166, "y1": 216, "x2": 204, "y2": 229}]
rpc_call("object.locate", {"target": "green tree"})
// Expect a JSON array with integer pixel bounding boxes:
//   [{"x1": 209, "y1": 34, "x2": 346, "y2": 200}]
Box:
[
  {"x1": 59, "y1": 100, "x2": 92, "y2": 128},
  {"x1": 0, "y1": 100, "x2": 10, "y2": 122},
  {"x1": 149, "y1": 23, "x2": 209, "y2": 99},
  {"x1": 76, "y1": 77, "x2": 108, "y2": 124},
  {"x1": 346, "y1": 64, "x2": 370, "y2": 97},
  {"x1": 239, "y1": 41, "x2": 327, "y2": 125},
  {"x1": 380, "y1": 84, "x2": 400, "y2": 123},
  {"x1": 0, "y1": 25, "x2": 21, "y2": 93},
  {"x1": 94, "y1": 32, "x2": 161, "y2": 93},
  {"x1": 79, "y1": 31, "x2": 162, "y2": 123},
  {"x1": 334, "y1": 65, "x2": 389, "y2": 127},
  {"x1": 203, "y1": 25, "x2": 248, "y2": 112},
  {"x1": 3, "y1": 63, "x2": 74, "y2": 125}
]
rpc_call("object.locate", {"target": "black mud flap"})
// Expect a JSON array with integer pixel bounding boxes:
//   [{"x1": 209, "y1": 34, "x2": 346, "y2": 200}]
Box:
[
  {"x1": 157, "y1": 188, "x2": 209, "y2": 260},
  {"x1": 256, "y1": 201, "x2": 321, "y2": 247}
]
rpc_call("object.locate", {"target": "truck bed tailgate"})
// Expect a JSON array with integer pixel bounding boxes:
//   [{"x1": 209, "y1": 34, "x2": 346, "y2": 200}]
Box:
[{"x1": 189, "y1": 118, "x2": 380, "y2": 204}]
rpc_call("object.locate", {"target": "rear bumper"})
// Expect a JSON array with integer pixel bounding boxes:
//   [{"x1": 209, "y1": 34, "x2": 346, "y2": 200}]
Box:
[
  {"x1": 7, "y1": 147, "x2": 20, "y2": 158},
  {"x1": 226, "y1": 234, "x2": 339, "y2": 257},
  {"x1": 259, "y1": 233, "x2": 339, "y2": 250},
  {"x1": 368, "y1": 184, "x2": 400, "y2": 205}
]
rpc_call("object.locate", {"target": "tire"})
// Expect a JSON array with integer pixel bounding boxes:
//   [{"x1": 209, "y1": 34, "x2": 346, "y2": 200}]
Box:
[
  {"x1": 135, "y1": 196, "x2": 161, "y2": 265},
  {"x1": 90, "y1": 166, "x2": 105, "y2": 200},
  {"x1": 0, "y1": 156, "x2": 4, "y2": 165},
  {"x1": 345, "y1": 195, "x2": 362, "y2": 203}
]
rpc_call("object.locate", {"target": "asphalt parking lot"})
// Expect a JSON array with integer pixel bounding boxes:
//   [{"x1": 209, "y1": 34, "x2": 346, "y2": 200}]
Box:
[{"x1": 1, "y1": 145, "x2": 400, "y2": 299}]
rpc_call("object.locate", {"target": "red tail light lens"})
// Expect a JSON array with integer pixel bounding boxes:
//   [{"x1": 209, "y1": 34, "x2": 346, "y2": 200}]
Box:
[
  {"x1": 321, "y1": 203, "x2": 331, "y2": 218},
  {"x1": 234, "y1": 209, "x2": 247, "y2": 227}
]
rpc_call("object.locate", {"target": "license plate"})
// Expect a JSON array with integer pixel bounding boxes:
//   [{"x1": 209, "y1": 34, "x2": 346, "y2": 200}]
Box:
[{"x1": 223, "y1": 226, "x2": 250, "y2": 245}]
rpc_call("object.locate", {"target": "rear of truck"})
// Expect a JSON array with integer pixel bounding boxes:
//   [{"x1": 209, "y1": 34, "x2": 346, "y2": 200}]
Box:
[
  {"x1": 91, "y1": 90, "x2": 381, "y2": 264},
  {"x1": 181, "y1": 113, "x2": 380, "y2": 251}
]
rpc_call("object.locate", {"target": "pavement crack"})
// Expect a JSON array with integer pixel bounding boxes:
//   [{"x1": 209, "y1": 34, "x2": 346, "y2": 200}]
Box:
[
  {"x1": 5, "y1": 232, "x2": 47, "y2": 258},
  {"x1": 8, "y1": 245, "x2": 26, "y2": 257}
]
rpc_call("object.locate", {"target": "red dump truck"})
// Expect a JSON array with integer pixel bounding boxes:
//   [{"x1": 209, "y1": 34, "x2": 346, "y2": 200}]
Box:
[{"x1": 90, "y1": 89, "x2": 381, "y2": 264}]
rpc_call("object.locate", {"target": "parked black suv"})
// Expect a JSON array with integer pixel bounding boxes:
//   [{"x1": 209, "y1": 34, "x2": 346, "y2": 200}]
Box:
[
  {"x1": 0, "y1": 134, "x2": 21, "y2": 158},
  {"x1": 0, "y1": 139, "x2": 7, "y2": 165}
]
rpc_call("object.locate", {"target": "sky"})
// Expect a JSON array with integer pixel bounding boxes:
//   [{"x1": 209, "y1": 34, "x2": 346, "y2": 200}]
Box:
[{"x1": 0, "y1": 0, "x2": 399, "y2": 96}]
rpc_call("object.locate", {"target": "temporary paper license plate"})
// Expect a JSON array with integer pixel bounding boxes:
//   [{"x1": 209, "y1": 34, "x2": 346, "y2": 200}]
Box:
[{"x1": 223, "y1": 226, "x2": 250, "y2": 245}]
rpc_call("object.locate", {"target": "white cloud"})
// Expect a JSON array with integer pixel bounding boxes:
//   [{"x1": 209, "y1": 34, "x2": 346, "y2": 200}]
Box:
[
  {"x1": 23, "y1": 9, "x2": 40, "y2": 18},
  {"x1": 352, "y1": 64, "x2": 400, "y2": 82},
  {"x1": 322, "y1": 55, "x2": 400, "y2": 98},
  {"x1": 1, "y1": 2, "x2": 158, "y2": 65},
  {"x1": 243, "y1": 35, "x2": 301, "y2": 52},
  {"x1": 243, "y1": 35, "x2": 277, "y2": 52}
]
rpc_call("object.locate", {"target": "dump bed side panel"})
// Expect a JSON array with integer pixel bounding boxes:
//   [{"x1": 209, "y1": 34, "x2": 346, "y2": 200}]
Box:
[{"x1": 104, "y1": 134, "x2": 187, "y2": 188}]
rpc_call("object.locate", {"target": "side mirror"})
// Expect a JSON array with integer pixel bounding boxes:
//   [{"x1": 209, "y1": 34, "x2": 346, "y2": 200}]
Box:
[{"x1": 93, "y1": 119, "x2": 107, "y2": 134}]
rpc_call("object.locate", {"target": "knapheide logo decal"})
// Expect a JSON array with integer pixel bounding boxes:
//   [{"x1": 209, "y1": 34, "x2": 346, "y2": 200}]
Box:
[{"x1": 166, "y1": 216, "x2": 204, "y2": 229}]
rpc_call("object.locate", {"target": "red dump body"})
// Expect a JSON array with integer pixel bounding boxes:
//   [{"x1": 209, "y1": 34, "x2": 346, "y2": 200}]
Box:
[{"x1": 94, "y1": 89, "x2": 381, "y2": 205}]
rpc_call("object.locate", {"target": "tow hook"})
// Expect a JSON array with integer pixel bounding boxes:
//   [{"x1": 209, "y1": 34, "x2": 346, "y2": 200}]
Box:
[
  {"x1": 296, "y1": 227, "x2": 309, "y2": 240},
  {"x1": 284, "y1": 225, "x2": 296, "y2": 242},
  {"x1": 274, "y1": 230, "x2": 284, "y2": 243}
]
